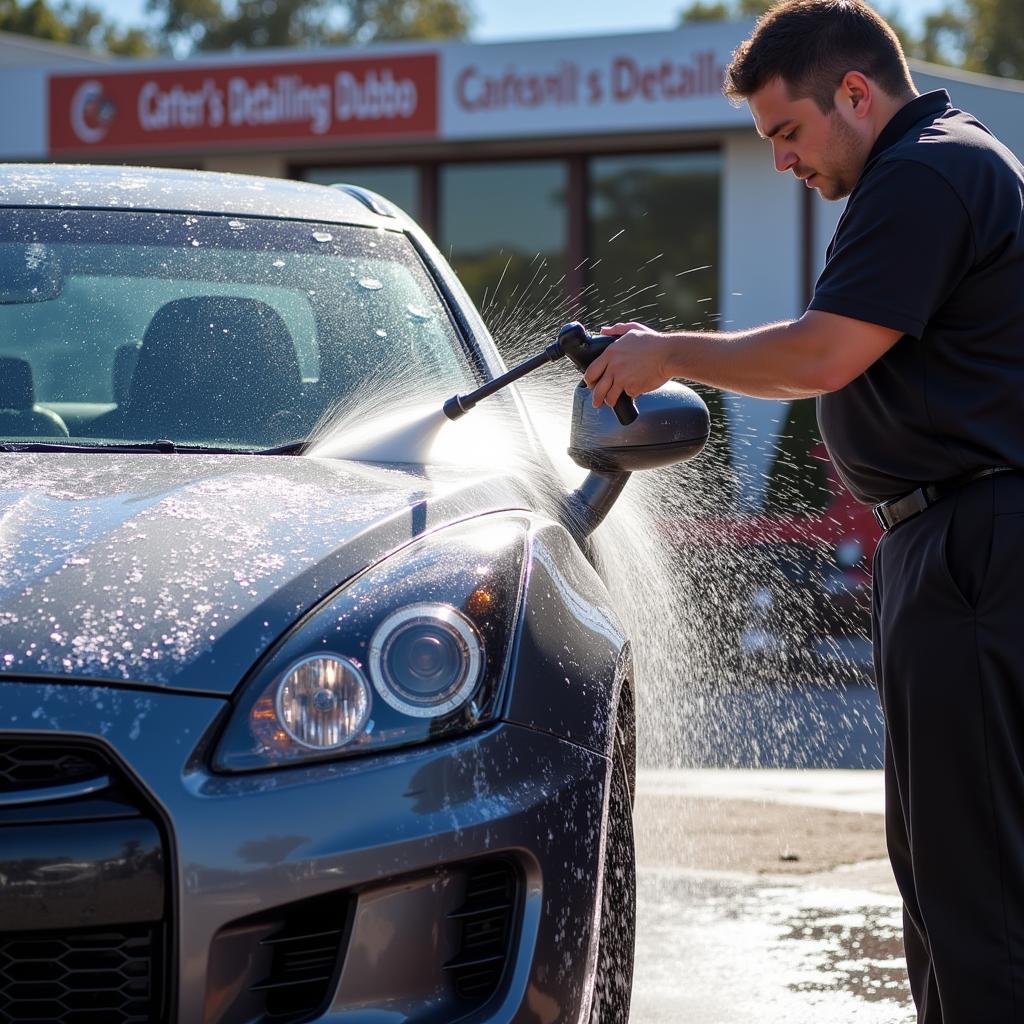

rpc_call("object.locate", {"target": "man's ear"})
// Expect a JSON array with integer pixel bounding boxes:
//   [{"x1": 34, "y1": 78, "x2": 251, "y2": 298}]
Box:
[{"x1": 838, "y1": 71, "x2": 872, "y2": 117}]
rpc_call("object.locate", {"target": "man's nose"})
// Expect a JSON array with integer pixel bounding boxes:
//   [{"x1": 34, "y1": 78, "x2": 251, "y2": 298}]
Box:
[{"x1": 773, "y1": 143, "x2": 797, "y2": 173}]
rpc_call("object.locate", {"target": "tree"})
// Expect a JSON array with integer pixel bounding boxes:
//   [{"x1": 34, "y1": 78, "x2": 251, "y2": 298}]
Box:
[
  {"x1": 677, "y1": 0, "x2": 1024, "y2": 81},
  {"x1": 0, "y1": 0, "x2": 152, "y2": 54},
  {"x1": 677, "y1": 0, "x2": 773, "y2": 22},
  {"x1": 146, "y1": 0, "x2": 474, "y2": 54},
  {"x1": 916, "y1": 0, "x2": 1024, "y2": 79}
]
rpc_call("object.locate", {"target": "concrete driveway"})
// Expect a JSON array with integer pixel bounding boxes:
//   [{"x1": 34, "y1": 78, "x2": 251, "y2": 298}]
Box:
[{"x1": 629, "y1": 769, "x2": 916, "y2": 1023}]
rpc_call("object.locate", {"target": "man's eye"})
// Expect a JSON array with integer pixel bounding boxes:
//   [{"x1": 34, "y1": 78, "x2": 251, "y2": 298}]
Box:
[{"x1": 783, "y1": 130, "x2": 797, "y2": 141}]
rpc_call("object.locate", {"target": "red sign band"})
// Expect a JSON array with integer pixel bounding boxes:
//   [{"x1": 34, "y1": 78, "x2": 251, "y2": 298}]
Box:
[{"x1": 49, "y1": 53, "x2": 438, "y2": 155}]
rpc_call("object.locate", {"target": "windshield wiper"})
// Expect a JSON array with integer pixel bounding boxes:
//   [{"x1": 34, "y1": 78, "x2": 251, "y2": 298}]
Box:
[
  {"x1": 0, "y1": 440, "x2": 241, "y2": 454},
  {"x1": 0, "y1": 438, "x2": 312, "y2": 455}
]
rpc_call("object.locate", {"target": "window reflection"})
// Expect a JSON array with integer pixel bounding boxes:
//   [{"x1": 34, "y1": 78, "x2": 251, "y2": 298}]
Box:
[
  {"x1": 588, "y1": 151, "x2": 729, "y2": 505},
  {"x1": 440, "y1": 161, "x2": 568, "y2": 350},
  {"x1": 587, "y1": 152, "x2": 720, "y2": 331},
  {"x1": 301, "y1": 166, "x2": 419, "y2": 219}
]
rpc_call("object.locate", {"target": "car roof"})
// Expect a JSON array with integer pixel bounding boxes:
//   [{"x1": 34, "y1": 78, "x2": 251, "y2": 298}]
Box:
[{"x1": 0, "y1": 163, "x2": 397, "y2": 228}]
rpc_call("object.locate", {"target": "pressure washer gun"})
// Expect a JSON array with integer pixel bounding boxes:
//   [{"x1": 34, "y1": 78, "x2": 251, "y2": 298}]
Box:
[{"x1": 442, "y1": 322, "x2": 640, "y2": 426}]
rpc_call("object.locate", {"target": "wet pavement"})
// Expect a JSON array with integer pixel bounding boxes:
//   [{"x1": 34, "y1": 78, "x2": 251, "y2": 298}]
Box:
[{"x1": 629, "y1": 769, "x2": 917, "y2": 1023}]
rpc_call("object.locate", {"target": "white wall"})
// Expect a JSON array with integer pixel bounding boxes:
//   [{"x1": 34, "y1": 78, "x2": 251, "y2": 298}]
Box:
[
  {"x1": 912, "y1": 59, "x2": 1024, "y2": 162},
  {"x1": 720, "y1": 130, "x2": 805, "y2": 509},
  {"x1": 0, "y1": 68, "x2": 48, "y2": 159}
]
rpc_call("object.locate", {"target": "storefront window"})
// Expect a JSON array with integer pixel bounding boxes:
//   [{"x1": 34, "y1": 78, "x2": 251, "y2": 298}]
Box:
[
  {"x1": 301, "y1": 166, "x2": 419, "y2": 219},
  {"x1": 440, "y1": 161, "x2": 568, "y2": 350},
  {"x1": 587, "y1": 151, "x2": 720, "y2": 331},
  {"x1": 588, "y1": 152, "x2": 730, "y2": 505}
]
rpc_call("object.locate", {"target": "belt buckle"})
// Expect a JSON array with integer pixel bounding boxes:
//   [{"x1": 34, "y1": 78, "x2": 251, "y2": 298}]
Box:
[{"x1": 872, "y1": 503, "x2": 892, "y2": 531}]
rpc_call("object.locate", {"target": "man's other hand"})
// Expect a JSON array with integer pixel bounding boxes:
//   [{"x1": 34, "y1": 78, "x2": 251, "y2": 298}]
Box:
[{"x1": 584, "y1": 322, "x2": 672, "y2": 409}]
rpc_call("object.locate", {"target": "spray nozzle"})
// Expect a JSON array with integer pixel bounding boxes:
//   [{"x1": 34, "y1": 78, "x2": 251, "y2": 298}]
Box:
[{"x1": 443, "y1": 322, "x2": 639, "y2": 426}]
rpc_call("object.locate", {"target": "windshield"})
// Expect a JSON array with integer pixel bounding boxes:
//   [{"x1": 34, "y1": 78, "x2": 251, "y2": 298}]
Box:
[{"x1": 0, "y1": 209, "x2": 478, "y2": 449}]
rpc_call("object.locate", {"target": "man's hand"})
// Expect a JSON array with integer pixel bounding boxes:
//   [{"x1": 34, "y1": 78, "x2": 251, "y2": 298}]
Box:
[{"x1": 583, "y1": 322, "x2": 673, "y2": 409}]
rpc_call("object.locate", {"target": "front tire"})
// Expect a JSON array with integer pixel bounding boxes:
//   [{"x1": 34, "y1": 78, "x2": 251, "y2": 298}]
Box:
[{"x1": 588, "y1": 737, "x2": 636, "y2": 1023}]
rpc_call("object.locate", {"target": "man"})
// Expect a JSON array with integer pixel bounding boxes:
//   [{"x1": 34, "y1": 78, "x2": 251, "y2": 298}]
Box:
[{"x1": 583, "y1": 1, "x2": 1024, "y2": 1020}]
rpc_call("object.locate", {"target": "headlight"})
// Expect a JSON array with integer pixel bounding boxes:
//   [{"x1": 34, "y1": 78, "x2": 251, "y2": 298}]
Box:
[
  {"x1": 213, "y1": 516, "x2": 527, "y2": 772},
  {"x1": 369, "y1": 604, "x2": 484, "y2": 717},
  {"x1": 274, "y1": 655, "x2": 372, "y2": 748}
]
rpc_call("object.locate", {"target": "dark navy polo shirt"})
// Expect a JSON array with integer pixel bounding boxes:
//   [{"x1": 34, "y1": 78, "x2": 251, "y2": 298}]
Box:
[{"x1": 811, "y1": 89, "x2": 1024, "y2": 505}]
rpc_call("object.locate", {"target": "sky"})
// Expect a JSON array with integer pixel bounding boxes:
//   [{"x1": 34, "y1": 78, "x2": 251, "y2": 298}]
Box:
[{"x1": 94, "y1": 0, "x2": 948, "y2": 40}]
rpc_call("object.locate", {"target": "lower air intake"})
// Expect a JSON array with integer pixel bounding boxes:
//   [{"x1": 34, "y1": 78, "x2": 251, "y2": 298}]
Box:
[
  {"x1": 249, "y1": 894, "x2": 349, "y2": 1022},
  {"x1": 445, "y1": 859, "x2": 518, "y2": 1003}
]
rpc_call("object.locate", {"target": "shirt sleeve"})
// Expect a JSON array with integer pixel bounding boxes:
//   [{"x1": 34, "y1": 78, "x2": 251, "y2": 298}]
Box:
[{"x1": 809, "y1": 158, "x2": 975, "y2": 339}]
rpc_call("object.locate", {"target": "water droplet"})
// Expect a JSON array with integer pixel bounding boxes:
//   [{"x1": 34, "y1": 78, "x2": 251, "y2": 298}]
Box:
[
  {"x1": 358, "y1": 277, "x2": 383, "y2": 291},
  {"x1": 312, "y1": 231, "x2": 333, "y2": 243}
]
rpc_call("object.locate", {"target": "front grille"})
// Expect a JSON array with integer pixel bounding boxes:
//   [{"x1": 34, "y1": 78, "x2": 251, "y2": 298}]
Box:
[
  {"x1": 0, "y1": 741, "x2": 107, "y2": 794},
  {"x1": 0, "y1": 924, "x2": 163, "y2": 1024},
  {"x1": 0, "y1": 738, "x2": 171, "y2": 1024},
  {"x1": 445, "y1": 860, "x2": 518, "y2": 1003}
]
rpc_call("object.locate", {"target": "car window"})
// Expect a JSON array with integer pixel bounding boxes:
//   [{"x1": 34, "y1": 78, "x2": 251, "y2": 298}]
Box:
[{"x1": 0, "y1": 209, "x2": 477, "y2": 449}]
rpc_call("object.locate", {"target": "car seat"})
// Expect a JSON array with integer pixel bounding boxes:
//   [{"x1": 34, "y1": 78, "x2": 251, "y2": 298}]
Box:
[
  {"x1": 118, "y1": 296, "x2": 303, "y2": 445},
  {"x1": 112, "y1": 342, "x2": 141, "y2": 408},
  {"x1": 0, "y1": 356, "x2": 69, "y2": 438}
]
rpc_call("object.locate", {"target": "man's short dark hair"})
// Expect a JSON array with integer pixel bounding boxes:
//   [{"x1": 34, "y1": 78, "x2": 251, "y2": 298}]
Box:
[{"x1": 724, "y1": 0, "x2": 914, "y2": 112}]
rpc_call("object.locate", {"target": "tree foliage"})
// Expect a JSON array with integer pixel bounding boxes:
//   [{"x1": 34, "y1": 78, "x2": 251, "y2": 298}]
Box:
[
  {"x1": 0, "y1": 0, "x2": 471, "y2": 55},
  {"x1": 677, "y1": 0, "x2": 1024, "y2": 81},
  {"x1": 0, "y1": 0, "x2": 152, "y2": 53},
  {"x1": 145, "y1": 0, "x2": 474, "y2": 53},
  {"x1": 918, "y1": 0, "x2": 1024, "y2": 79}
]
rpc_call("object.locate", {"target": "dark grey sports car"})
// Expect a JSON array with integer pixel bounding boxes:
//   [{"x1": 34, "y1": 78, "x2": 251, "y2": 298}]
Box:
[{"x1": 0, "y1": 164, "x2": 708, "y2": 1024}]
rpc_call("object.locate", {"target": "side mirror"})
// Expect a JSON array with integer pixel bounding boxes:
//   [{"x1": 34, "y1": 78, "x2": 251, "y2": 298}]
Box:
[
  {"x1": 0, "y1": 244, "x2": 64, "y2": 304},
  {"x1": 567, "y1": 380, "x2": 710, "y2": 472}
]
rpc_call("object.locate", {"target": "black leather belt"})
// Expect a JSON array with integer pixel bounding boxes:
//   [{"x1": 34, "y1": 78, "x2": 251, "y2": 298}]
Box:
[{"x1": 872, "y1": 467, "x2": 1016, "y2": 532}]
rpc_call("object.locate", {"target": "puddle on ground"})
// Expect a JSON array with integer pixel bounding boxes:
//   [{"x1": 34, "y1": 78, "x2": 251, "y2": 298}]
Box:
[
  {"x1": 631, "y1": 869, "x2": 916, "y2": 1023},
  {"x1": 782, "y1": 902, "x2": 909, "y2": 1004}
]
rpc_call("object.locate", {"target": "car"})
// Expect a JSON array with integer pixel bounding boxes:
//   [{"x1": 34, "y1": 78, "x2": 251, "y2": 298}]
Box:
[{"x1": 0, "y1": 163, "x2": 709, "y2": 1024}]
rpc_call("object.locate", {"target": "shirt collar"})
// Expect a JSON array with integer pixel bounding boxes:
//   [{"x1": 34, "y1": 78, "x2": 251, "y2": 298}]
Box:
[{"x1": 866, "y1": 89, "x2": 952, "y2": 165}]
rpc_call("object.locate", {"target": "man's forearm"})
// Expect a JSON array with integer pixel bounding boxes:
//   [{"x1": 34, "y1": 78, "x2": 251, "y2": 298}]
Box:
[
  {"x1": 660, "y1": 319, "x2": 835, "y2": 399},
  {"x1": 585, "y1": 310, "x2": 903, "y2": 409}
]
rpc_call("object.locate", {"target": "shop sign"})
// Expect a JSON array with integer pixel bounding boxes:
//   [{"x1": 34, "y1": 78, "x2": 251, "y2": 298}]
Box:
[
  {"x1": 441, "y1": 28, "x2": 749, "y2": 138},
  {"x1": 49, "y1": 53, "x2": 438, "y2": 154}
]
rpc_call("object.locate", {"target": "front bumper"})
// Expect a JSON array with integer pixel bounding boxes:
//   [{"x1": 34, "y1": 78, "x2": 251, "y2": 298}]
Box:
[{"x1": 0, "y1": 681, "x2": 608, "y2": 1024}]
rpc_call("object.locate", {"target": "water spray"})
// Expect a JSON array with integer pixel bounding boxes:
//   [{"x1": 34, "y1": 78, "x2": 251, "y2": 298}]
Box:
[
  {"x1": 443, "y1": 321, "x2": 640, "y2": 427},
  {"x1": 445, "y1": 321, "x2": 708, "y2": 544}
]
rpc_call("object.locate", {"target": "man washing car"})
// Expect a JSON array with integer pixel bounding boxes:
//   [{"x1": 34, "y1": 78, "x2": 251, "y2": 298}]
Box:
[{"x1": 584, "y1": 1, "x2": 1024, "y2": 1020}]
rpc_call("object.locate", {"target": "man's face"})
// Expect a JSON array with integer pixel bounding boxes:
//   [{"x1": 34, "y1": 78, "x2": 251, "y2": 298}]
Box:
[{"x1": 748, "y1": 77, "x2": 869, "y2": 200}]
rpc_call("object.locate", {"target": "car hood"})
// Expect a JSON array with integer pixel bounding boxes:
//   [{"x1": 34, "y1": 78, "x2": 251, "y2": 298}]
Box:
[{"x1": 0, "y1": 453, "x2": 537, "y2": 695}]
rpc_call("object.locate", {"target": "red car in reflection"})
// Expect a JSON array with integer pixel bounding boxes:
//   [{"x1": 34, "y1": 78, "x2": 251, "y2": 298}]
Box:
[{"x1": 667, "y1": 447, "x2": 881, "y2": 682}]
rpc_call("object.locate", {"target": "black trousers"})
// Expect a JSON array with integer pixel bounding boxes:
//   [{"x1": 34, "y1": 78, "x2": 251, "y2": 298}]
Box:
[{"x1": 873, "y1": 471, "x2": 1024, "y2": 1023}]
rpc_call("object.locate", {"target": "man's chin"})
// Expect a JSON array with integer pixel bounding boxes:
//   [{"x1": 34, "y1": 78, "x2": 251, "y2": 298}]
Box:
[{"x1": 816, "y1": 178, "x2": 853, "y2": 201}]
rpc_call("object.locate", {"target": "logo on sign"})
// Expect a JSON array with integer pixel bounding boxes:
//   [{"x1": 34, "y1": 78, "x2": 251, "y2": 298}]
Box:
[{"x1": 70, "y1": 81, "x2": 117, "y2": 144}]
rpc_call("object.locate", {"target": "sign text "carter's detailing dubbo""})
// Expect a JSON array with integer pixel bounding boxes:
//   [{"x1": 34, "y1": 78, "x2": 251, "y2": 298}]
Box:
[{"x1": 49, "y1": 54, "x2": 438, "y2": 154}]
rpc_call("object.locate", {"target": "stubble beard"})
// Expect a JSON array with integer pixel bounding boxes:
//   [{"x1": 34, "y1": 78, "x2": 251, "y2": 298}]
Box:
[{"x1": 817, "y1": 112, "x2": 865, "y2": 200}]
